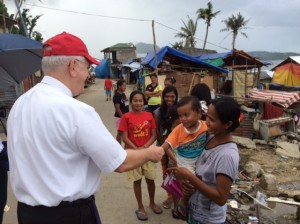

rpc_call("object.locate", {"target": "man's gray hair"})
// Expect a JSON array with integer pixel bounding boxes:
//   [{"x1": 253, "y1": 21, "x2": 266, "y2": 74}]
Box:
[{"x1": 42, "y1": 55, "x2": 85, "y2": 72}]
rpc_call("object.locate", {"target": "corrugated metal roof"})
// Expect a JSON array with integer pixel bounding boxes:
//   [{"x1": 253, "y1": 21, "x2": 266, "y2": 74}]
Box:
[
  {"x1": 194, "y1": 49, "x2": 264, "y2": 68},
  {"x1": 271, "y1": 56, "x2": 300, "y2": 70},
  {"x1": 290, "y1": 56, "x2": 300, "y2": 64},
  {"x1": 195, "y1": 51, "x2": 233, "y2": 60},
  {"x1": 101, "y1": 43, "x2": 136, "y2": 52}
]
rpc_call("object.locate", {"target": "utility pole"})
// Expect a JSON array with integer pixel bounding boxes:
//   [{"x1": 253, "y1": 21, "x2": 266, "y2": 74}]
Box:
[{"x1": 152, "y1": 20, "x2": 158, "y2": 76}]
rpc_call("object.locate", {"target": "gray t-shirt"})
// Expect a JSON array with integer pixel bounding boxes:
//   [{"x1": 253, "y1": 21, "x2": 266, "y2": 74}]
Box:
[{"x1": 188, "y1": 141, "x2": 239, "y2": 224}]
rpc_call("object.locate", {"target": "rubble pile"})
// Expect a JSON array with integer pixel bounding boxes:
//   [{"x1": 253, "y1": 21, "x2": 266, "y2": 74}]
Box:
[{"x1": 227, "y1": 136, "x2": 300, "y2": 223}]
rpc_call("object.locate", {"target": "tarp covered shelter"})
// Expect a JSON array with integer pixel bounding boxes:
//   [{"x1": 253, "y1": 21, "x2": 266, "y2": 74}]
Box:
[
  {"x1": 141, "y1": 46, "x2": 228, "y2": 97},
  {"x1": 141, "y1": 46, "x2": 228, "y2": 73},
  {"x1": 271, "y1": 56, "x2": 300, "y2": 86},
  {"x1": 195, "y1": 49, "x2": 265, "y2": 98}
]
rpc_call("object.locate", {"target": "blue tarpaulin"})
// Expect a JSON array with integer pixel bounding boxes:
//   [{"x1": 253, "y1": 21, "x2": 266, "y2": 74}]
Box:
[
  {"x1": 95, "y1": 59, "x2": 110, "y2": 78},
  {"x1": 141, "y1": 46, "x2": 228, "y2": 73}
]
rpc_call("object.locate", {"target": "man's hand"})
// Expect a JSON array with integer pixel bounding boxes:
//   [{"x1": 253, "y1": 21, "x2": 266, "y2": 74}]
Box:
[{"x1": 147, "y1": 145, "x2": 164, "y2": 162}]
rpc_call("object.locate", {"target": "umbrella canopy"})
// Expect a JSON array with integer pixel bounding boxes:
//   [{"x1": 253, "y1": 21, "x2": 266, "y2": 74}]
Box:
[{"x1": 0, "y1": 33, "x2": 43, "y2": 84}]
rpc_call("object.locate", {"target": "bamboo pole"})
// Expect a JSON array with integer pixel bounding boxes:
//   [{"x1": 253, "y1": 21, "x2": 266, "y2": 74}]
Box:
[
  {"x1": 188, "y1": 73, "x2": 196, "y2": 95},
  {"x1": 152, "y1": 20, "x2": 158, "y2": 76}
]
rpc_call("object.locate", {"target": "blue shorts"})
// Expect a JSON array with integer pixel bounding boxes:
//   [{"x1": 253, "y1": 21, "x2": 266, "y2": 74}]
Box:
[{"x1": 106, "y1": 90, "x2": 111, "y2": 95}]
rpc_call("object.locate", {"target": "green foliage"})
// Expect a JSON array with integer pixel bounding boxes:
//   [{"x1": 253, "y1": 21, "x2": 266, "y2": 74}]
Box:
[
  {"x1": 196, "y1": 1, "x2": 220, "y2": 50},
  {"x1": 220, "y1": 12, "x2": 250, "y2": 50},
  {"x1": 175, "y1": 16, "x2": 198, "y2": 48},
  {"x1": 10, "y1": 8, "x2": 43, "y2": 42},
  {"x1": 0, "y1": 1, "x2": 9, "y2": 17},
  {"x1": 171, "y1": 41, "x2": 184, "y2": 50}
]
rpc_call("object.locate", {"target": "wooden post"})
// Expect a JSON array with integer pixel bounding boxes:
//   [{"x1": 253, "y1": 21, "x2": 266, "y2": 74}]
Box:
[
  {"x1": 152, "y1": 20, "x2": 158, "y2": 76},
  {"x1": 188, "y1": 73, "x2": 196, "y2": 95}
]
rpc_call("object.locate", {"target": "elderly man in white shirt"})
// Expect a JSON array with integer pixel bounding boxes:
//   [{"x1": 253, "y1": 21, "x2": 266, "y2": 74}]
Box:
[
  {"x1": 0, "y1": 137, "x2": 8, "y2": 224},
  {"x1": 7, "y1": 32, "x2": 164, "y2": 224}
]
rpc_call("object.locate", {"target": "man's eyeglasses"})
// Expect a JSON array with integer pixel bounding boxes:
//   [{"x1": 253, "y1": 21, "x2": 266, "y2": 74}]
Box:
[{"x1": 75, "y1": 59, "x2": 92, "y2": 70}]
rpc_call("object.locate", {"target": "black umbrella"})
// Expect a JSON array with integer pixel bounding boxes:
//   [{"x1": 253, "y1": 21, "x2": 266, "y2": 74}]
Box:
[{"x1": 0, "y1": 33, "x2": 43, "y2": 84}]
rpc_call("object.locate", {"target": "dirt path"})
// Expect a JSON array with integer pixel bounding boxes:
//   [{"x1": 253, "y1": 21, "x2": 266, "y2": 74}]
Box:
[{"x1": 3, "y1": 78, "x2": 184, "y2": 224}]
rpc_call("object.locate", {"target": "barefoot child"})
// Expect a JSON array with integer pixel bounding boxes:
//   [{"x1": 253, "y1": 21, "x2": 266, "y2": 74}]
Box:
[
  {"x1": 169, "y1": 97, "x2": 240, "y2": 224},
  {"x1": 118, "y1": 90, "x2": 162, "y2": 221},
  {"x1": 162, "y1": 95, "x2": 208, "y2": 220}
]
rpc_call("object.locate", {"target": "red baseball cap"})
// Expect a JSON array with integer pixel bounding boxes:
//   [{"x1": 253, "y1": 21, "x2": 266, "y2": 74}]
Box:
[{"x1": 43, "y1": 32, "x2": 99, "y2": 65}]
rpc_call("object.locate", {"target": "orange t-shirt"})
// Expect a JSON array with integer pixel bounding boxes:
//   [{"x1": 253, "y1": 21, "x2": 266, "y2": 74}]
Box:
[{"x1": 166, "y1": 120, "x2": 207, "y2": 159}]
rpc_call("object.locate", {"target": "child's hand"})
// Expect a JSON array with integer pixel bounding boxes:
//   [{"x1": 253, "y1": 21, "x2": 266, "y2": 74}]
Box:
[
  {"x1": 167, "y1": 167, "x2": 191, "y2": 180},
  {"x1": 181, "y1": 179, "x2": 196, "y2": 196}
]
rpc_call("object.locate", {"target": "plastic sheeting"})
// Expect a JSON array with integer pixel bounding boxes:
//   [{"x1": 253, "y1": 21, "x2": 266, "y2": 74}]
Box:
[
  {"x1": 141, "y1": 46, "x2": 228, "y2": 73},
  {"x1": 272, "y1": 63, "x2": 300, "y2": 86},
  {"x1": 95, "y1": 59, "x2": 110, "y2": 78}
]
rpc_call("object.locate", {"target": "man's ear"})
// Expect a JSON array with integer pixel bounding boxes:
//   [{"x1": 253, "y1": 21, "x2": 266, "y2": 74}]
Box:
[{"x1": 68, "y1": 59, "x2": 77, "y2": 77}]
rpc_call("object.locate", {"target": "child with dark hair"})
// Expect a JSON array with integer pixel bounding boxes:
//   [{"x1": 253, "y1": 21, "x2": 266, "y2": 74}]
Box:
[
  {"x1": 169, "y1": 97, "x2": 240, "y2": 224},
  {"x1": 154, "y1": 86, "x2": 179, "y2": 209},
  {"x1": 113, "y1": 79, "x2": 129, "y2": 144},
  {"x1": 190, "y1": 83, "x2": 212, "y2": 120},
  {"x1": 118, "y1": 90, "x2": 162, "y2": 221},
  {"x1": 162, "y1": 95, "x2": 208, "y2": 220}
]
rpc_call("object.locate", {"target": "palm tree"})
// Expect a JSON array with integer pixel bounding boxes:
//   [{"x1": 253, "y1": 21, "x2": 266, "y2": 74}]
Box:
[
  {"x1": 196, "y1": 1, "x2": 220, "y2": 51},
  {"x1": 171, "y1": 41, "x2": 184, "y2": 50},
  {"x1": 220, "y1": 12, "x2": 250, "y2": 50},
  {"x1": 10, "y1": 8, "x2": 43, "y2": 42},
  {"x1": 175, "y1": 16, "x2": 198, "y2": 48}
]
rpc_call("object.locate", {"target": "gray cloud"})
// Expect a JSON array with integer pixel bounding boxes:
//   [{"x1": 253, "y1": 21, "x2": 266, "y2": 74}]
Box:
[{"x1": 6, "y1": 0, "x2": 300, "y2": 58}]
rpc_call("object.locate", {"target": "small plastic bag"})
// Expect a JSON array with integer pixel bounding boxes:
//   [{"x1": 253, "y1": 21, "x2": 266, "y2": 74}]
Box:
[{"x1": 161, "y1": 173, "x2": 183, "y2": 198}]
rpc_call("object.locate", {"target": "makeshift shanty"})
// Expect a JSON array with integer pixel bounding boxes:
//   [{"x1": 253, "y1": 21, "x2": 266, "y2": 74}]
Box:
[
  {"x1": 195, "y1": 49, "x2": 265, "y2": 98},
  {"x1": 119, "y1": 59, "x2": 141, "y2": 84},
  {"x1": 141, "y1": 46, "x2": 228, "y2": 97},
  {"x1": 271, "y1": 56, "x2": 300, "y2": 86},
  {"x1": 101, "y1": 43, "x2": 136, "y2": 79}
]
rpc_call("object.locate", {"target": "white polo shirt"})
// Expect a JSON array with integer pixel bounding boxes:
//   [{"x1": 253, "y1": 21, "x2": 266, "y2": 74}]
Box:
[{"x1": 7, "y1": 76, "x2": 126, "y2": 206}]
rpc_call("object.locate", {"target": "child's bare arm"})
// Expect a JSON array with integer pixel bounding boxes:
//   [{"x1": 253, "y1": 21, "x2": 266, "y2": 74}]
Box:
[
  {"x1": 161, "y1": 142, "x2": 177, "y2": 166},
  {"x1": 122, "y1": 131, "x2": 137, "y2": 149}
]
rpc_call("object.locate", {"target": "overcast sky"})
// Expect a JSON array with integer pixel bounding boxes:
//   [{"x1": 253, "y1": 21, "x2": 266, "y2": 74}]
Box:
[{"x1": 5, "y1": 0, "x2": 300, "y2": 59}]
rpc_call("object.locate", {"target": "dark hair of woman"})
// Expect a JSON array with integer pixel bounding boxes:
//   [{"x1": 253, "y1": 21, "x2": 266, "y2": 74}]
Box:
[
  {"x1": 190, "y1": 83, "x2": 211, "y2": 105},
  {"x1": 165, "y1": 76, "x2": 176, "y2": 85},
  {"x1": 159, "y1": 86, "x2": 179, "y2": 136},
  {"x1": 115, "y1": 79, "x2": 126, "y2": 94},
  {"x1": 177, "y1": 95, "x2": 201, "y2": 113},
  {"x1": 210, "y1": 97, "x2": 241, "y2": 132},
  {"x1": 129, "y1": 90, "x2": 147, "y2": 104}
]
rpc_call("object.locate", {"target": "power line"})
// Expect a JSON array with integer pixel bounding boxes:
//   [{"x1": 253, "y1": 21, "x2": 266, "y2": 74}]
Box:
[
  {"x1": 25, "y1": 3, "x2": 152, "y2": 22},
  {"x1": 154, "y1": 21, "x2": 229, "y2": 51},
  {"x1": 25, "y1": 3, "x2": 229, "y2": 51}
]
